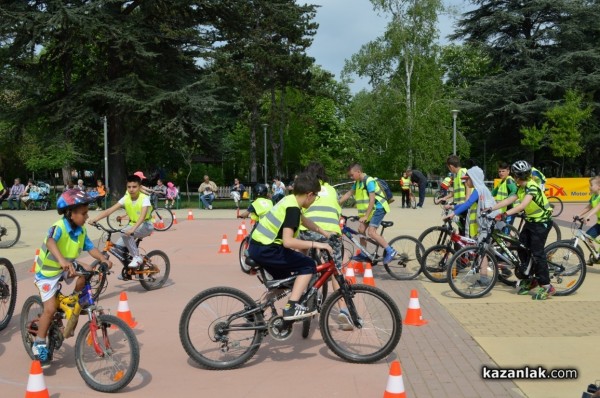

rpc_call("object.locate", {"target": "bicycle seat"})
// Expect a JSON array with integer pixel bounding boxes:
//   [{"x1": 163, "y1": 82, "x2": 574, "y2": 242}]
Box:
[
  {"x1": 381, "y1": 221, "x2": 394, "y2": 228},
  {"x1": 244, "y1": 257, "x2": 296, "y2": 290}
]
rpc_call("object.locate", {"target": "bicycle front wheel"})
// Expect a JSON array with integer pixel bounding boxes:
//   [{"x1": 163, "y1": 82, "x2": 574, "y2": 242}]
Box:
[
  {"x1": 0, "y1": 258, "x2": 17, "y2": 331},
  {"x1": 418, "y1": 226, "x2": 451, "y2": 251},
  {"x1": 89, "y1": 260, "x2": 109, "y2": 301},
  {"x1": 179, "y1": 286, "x2": 264, "y2": 370},
  {"x1": 384, "y1": 235, "x2": 424, "y2": 280},
  {"x1": 106, "y1": 210, "x2": 129, "y2": 231},
  {"x1": 545, "y1": 242, "x2": 585, "y2": 296},
  {"x1": 547, "y1": 196, "x2": 563, "y2": 217},
  {"x1": 421, "y1": 245, "x2": 455, "y2": 283},
  {"x1": 447, "y1": 246, "x2": 498, "y2": 299},
  {"x1": 238, "y1": 236, "x2": 251, "y2": 274},
  {"x1": 75, "y1": 314, "x2": 140, "y2": 393},
  {"x1": 151, "y1": 207, "x2": 174, "y2": 231},
  {"x1": 20, "y1": 295, "x2": 44, "y2": 359},
  {"x1": 138, "y1": 250, "x2": 170, "y2": 291},
  {"x1": 0, "y1": 214, "x2": 21, "y2": 248},
  {"x1": 320, "y1": 284, "x2": 401, "y2": 363}
]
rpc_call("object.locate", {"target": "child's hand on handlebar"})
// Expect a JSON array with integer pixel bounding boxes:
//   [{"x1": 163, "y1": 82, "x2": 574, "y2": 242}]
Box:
[{"x1": 315, "y1": 242, "x2": 333, "y2": 255}]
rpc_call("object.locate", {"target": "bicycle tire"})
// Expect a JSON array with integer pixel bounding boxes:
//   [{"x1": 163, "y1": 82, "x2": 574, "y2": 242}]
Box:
[
  {"x1": 302, "y1": 293, "x2": 317, "y2": 339},
  {"x1": 421, "y1": 244, "x2": 455, "y2": 283},
  {"x1": 0, "y1": 214, "x2": 21, "y2": 248},
  {"x1": 547, "y1": 196, "x2": 563, "y2": 217},
  {"x1": 89, "y1": 260, "x2": 109, "y2": 301},
  {"x1": 418, "y1": 226, "x2": 452, "y2": 251},
  {"x1": 544, "y1": 241, "x2": 586, "y2": 296},
  {"x1": 447, "y1": 246, "x2": 498, "y2": 299},
  {"x1": 179, "y1": 286, "x2": 264, "y2": 369},
  {"x1": 106, "y1": 210, "x2": 129, "y2": 231},
  {"x1": 151, "y1": 207, "x2": 174, "y2": 231},
  {"x1": 432, "y1": 190, "x2": 444, "y2": 205},
  {"x1": 238, "y1": 236, "x2": 251, "y2": 274},
  {"x1": 0, "y1": 258, "x2": 17, "y2": 331},
  {"x1": 546, "y1": 220, "x2": 562, "y2": 244},
  {"x1": 75, "y1": 314, "x2": 140, "y2": 393},
  {"x1": 20, "y1": 295, "x2": 44, "y2": 359},
  {"x1": 319, "y1": 284, "x2": 402, "y2": 363},
  {"x1": 383, "y1": 235, "x2": 424, "y2": 280},
  {"x1": 139, "y1": 249, "x2": 170, "y2": 291}
]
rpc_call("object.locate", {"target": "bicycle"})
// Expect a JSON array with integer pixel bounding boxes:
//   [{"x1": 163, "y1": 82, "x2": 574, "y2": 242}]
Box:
[
  {"x1": 418, "y1": 205, "x2": 465, "y2": 251},
  {"x1": 107, "y1": 206, "x2": 174, "y2": 232},
  {"x1": 89, "y1": 222, "x2": 170, "y2": 300},
  {"x1": 567, "y1": 216, "x2": 600, "y2": 266},
  {"x1": 179, "y1": 236, "x2": 402, "y2": 369},
  {"x1": 446, "y1": 215, "x2": 585, "y2": 299},
  {"x1": 0, "y1": 213, "x2": 21, "y2": 248},
  {"x1": 545, "y1": 189, "x2": 563, "y2": 217},
  {"x1": 408, "y1": 185, "x2": 417, "y2": 209},
  {"x1": 20, "y1": 262, "x2": 140, "y2": 392},
  {"x1": 511, "y1": 212, "x2": 562, "y2": 244},
  {"x1": 341, "y1": 215, "x2": 424, "y2": 280},
  {"x1": 0, "y1": 257, "x2": 17, "y2": 331}
]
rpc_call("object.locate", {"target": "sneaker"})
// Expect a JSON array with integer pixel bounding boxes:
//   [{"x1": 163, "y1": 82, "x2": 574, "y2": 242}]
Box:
[
  {"x1": 128, "y1": 255, "x2": 143, "y2": 269},
  {"x1": 208, "y1": 205, "x2": 213, "y2": 210},
  {"x1": 282, "y1": 302, "x2": 317, "y2": 321},
  {"x1": 351, "y1": 251, "x2": 371, "y2": 263},
  {"x1": 518, "y1": 279, "x2": 538, "y2": 295},
  {"x1": 532, "y1": 285, "x2": 556, "y2": 300},
  {"x1": 337, "y1": 309, "x2": 354, "y2": 331},
  {"x1": 470, "y1": 276, "x2": 491, "y2": 287},
  {"x1": 33, "y1": 342, "x2": 51, "y2": 369},
  {"x1": 383, "y1": 247, "x2": 398, "y2": 265}
]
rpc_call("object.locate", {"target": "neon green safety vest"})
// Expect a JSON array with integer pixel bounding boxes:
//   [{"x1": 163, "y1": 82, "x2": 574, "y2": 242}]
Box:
[
  {"x1": 251, "y1": 195, "x2": 300, "y2": 245},
  {"x1": 250, "y1": 198, "x2": 273, "y2": 222},
  {"x1": 495, "y1": 176, "x2": 516, "y2": 213},
  {"x1": 518, "y1": 180, "x2": 552, "y2": 222},
  {"x1": 467, "y1": 201, "x2": 479, "y2": 238},
  {"x1": 400, "y1": 177, "x2": 411, "y2": 191},
  {"x1": 36, "y1": 220, "x2": 85, "y2": 278},
  {"x1": 355, "y1": 176, "x2": 390, "y2": 220},
  {"x1": 300, "y1": 181, "x2": 341, "y2": 234},
  {"x1": 453, "y1": 168, "x2": 468, "y2": 204},
  {"x1": 590, "y1": 194, "x2": 600, "y2": 225},
  {"x1": 124, "y1": 193, "x2": 153, "y2": 225}
]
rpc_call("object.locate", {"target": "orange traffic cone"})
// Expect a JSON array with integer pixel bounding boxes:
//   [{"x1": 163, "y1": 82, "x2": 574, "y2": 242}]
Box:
[
  {"x1": 362, "y1": 263, "x2": 376, "y2": 287},
  {"x1": 115, "y1": 292, "x2": 137, "y2": 328},
  {"x1": 383, "y1": 360, "x2": 407, "y2": 398},
  {"x1": 235, "y1": 226, "x2": 244, "y2": 242},
  {"x1": 241, "y1": 221, "x2": 248, "y2": 238},
  {"x1": 29, "y1": 249, "x2": 40, "y2": 273},
  {"x1": 173, "y1": 213, "x2": 178, "y2": 225},
  {"x1": 344, "y1": 265, "x2": 356, "y2": 284},
  {"x1": 25, "y1": 360, "x2": 49, "y2": 398},
  {"x1": 218, "y1": 235, "x2": 232, "y2": 254},
  {"x1": 352, "y1": 250, "x2": 365, "y2": 275},
  {"x1": 404, "y1": 289, "x2": 428, "y2": 326},
  {"x1": 187, "y1": 209, "x2": 194, "y2": 220}
]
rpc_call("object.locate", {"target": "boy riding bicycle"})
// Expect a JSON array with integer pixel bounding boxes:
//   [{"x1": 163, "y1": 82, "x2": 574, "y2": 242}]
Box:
[{"x1": 33, "y1": 190, "x2": 113, "y2": 368}]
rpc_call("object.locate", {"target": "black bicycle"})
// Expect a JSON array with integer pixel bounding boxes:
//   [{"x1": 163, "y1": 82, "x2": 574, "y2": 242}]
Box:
[
  {"x1": 0, "y1": 213, "x2": 21, "y2": 248},
  {"x1": 0, "y1": 257, "x2": 17, "y2": 331}
]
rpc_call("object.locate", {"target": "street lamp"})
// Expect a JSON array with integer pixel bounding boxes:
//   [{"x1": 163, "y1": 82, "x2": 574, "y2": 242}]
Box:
[
  {"x1": 262, "y1": 123, "x2": 268, "y2": 186},
  {"x1": 451, "y1": 109, "x2": 459, "y2": 155}
]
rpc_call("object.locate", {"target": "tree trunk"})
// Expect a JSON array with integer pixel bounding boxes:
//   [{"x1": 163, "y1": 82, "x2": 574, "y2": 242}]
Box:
[
  {"x1": 270, "y1": 87, "x2": 281, "y2": 178},
  {"x1": 107, "y1": 113, "x2": 127, "y2": 199},
  {"x1": 250, "y1": 103, "x2": 258, "y2": 184}
]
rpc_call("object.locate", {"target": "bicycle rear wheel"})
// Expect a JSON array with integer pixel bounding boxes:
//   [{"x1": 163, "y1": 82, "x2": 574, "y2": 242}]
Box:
[
  {"x1": 432, "y1": 190, "x2": 444, "y2": 205},
  {"x1": 418, "y1": 226, "x2": 452, "y2": 251},
  {"x1": 384, "y1": 235, "x2": 424, "y2": 280},
  {"x1": 320, "y1": 285, "x2": 401, "y2": 363},
  {"x1": 138, "y1": 250, "x2": 170, "y2": 291},
  {"x1": 75, "y1": 314, "x2": 139, "y2": 393},
  {"x1": 0, "y1": 258, "x2": 17, "y2": 331},
  {"x1": 0, "y1": 214, "x2": 21, "y2": 248},
  {"x1": 89, "y1": 260, "x2": 109, "y2": 301},
  {"x1": 151, "y1": 207, "x2": 174, "y2": 231},
  {"x1": 106, "y1": 210, "x2": 129, "y2": 231},
  {"x1": 421, "y1": 245, "x2": 455, "y2": 283},
  {"x1": 20, "y1": 295, "x2": 44, "y2": 359},
  {"x1": 238, "y1": 236, "x2": 251, "y2": 274},
  {"x1": 447, "y1": 246, "x2": 498, "y2": 299},
  {"x1": 179, "y1": 286, "x2": 264, "y2": 369},
  {"x1": 547, "y1": 196, "x2": 563, "y2": 217},
  {"x1": 545, "y1": 241, "x2": 585, "y2": 296}
]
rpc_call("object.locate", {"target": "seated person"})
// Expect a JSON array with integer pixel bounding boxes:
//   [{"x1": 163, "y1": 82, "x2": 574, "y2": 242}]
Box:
[
  {"x1": 198, "y1": 175, "x2": 217, "y2": 210},
  {"x1": 166, "y1": 182, "x2": 178, "y2": 209},
  {"x1": 230, "y1": 178, "x2": 246, "y2": 209},
  {"x1": 271, "y1": 176, "x2": 286, "y2": 204},
  {"x1": 8, "y1": 178, "x2": 25, "y2": 210},
  {"x1": 94, "y1": 179, "x2": 106, "y2": 210},
  {"x1": 152, "y1": 179, "x2": 167, "y2": 208},
  {"x1": 22, "y1": 180, "x2": 41, "y2": 207}
]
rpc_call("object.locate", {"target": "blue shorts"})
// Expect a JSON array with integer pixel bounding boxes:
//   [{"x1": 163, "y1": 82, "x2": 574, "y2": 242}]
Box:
[
  {"x1": 247, "y1": 241, "x2": 315, "y2": 279},
  {"x1": 368, "y1": 208, "x2": 387, "y2": 228}
]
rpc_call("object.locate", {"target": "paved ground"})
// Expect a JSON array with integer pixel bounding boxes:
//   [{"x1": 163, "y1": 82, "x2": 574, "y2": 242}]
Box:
[{"x1": 0, "y1": 201, "x2": 597, "y2": 397}]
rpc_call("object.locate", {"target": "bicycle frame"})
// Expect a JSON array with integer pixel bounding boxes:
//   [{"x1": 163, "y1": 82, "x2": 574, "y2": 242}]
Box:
[
  {"x1": 341, "y1": 215, "x2": 388, "y2": 263},
  {"x1": 571, "y1": 217, "x2": 600, "y2": 262}
]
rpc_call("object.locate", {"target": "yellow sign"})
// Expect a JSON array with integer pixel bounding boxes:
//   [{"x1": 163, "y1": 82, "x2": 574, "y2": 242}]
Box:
[{"x1": 492, "y1": 178, "x2": 591, "y2": 203}]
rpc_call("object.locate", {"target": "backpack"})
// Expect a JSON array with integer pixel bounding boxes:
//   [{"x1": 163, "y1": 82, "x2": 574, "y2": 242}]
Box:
[{"x1": 363, "y1": 176, "x2": 395, "y2": 204}]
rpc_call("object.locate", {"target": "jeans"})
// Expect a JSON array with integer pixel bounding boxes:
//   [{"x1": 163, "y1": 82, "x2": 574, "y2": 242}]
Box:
[
  {"x1": 201, "y1": 193, "x2": 215, "y2": 209},
  {"x1": 7, "y1": 196, "x2": 20, "y2": 210}
]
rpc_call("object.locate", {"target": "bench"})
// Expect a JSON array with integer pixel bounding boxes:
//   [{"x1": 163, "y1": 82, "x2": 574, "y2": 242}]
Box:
[{"x1": 198, "y1": 186, "x2": 252, "y2": 209}]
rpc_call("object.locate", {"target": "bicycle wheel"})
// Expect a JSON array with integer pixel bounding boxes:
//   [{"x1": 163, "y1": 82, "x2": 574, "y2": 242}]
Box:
[
  {"x1": 421, "y1": 244, "x2": 455, "y2": 283},
  {"x1": 238, "y1": 236, "x2": 251, "y2": 274},
  {"x1": 418, "y1": 226, "x2": 451, "y2": 251},
  {"x1": 75, "y1": 314, "x2": 139, "y2": 393},
  {"x1": 106, "y1": 210, "x2": 129, "y2": 231},
  {"x1": 432, "y1": 190, "x2": 444, "y2": 205},
  {"x1": 546, "y1": 220, "x2": 562, "y2": 245},
  {"x1": 179, "y1": 286, "x2": 264, "y2": 369},
  {"x1": 0, "y1": 214, "x2": 21, "y2": 248},
  {"x1": 545, "y1": 241, "x2": 585, "y2": 296},
  {"x1": 0, "y1": 258, "x2": 17, "y2": 331},
  {"x1": 151, "y1": 207, "x2": 174, "y2": 231},
  {"x1": 384, "y1": 235, "x2": 424, "y2": 280},
  {"x1": 20, "y1": 295, "x2": 44, "y2": 359},
  {"x1": 410, "y1": 194, "x2": 417, "y2": 209},
  {"x1": 319, "y1": 285, "x2": 401, "y2": 363},
  {"x1": 89, "y1": 260, "x2": 109, "y2": 301},
  {"x1": 547, "y1": 196, "x2": 563, "y2": 217},
  {"x1": 447, "y1": 246, "x2": 498, "y2": 299},
  {"x1": 139, "y1": 250, "x2": 170, "y2": 291}
]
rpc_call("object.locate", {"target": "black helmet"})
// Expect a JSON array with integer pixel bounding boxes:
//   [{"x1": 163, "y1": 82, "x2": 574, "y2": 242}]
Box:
[
  {"x1": 255, "y1": 184, "x2": 268, "y2": 198},
  {"x1": 511, "y1": 160, "x2": 532, "y2": 179},
  {"x1": 57, "y1": 189, "x2": 94, "y2": 215}
]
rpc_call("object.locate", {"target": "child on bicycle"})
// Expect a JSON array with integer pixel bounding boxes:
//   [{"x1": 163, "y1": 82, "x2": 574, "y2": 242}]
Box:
[
  {"x1": 248, "y1": 172, "x2": 333, "y2": 321},
  {"x1": 238, "y1": 183, "x2": 273, "y2": 224},
  {"x1": 89, "y1": 174, "x2": 154, "y2": 270},
  {"x1": 576, "y1": 176, "x2": 600, "y2": 239},
  {"x1": 443, "y1": 155, "x2": 471, "y2": 236},
  {"x1": 33, "y1": 190, "x2": 113, "y2": 368}
]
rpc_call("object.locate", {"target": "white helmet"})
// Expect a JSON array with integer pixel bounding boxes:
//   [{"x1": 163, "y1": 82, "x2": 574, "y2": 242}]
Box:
[{"x1": 511, "y1": 160, "x2": 532, "y2": 179}]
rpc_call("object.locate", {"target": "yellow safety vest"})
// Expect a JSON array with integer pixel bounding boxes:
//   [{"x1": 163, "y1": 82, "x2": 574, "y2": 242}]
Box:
[
  {"x1": 36, "y1": 219, "x2": 85, "y2": 278},
  {"x1": 355, "y1": 176, "x2": 390, "y2": 220},
  {"x1": 300, "y1": 181, "x2": 341, "y2": 234},
  {"x1": 518, "y1": 180, "x2": 552, "y2": 222},
  {"x1": 251, "y1": 195, "x2": 300, "y2": 245},
  {"x1": 453, "y1": 168, "x2": 468, "y2": 204},
  {"x1": 495, "y1": 176, "x2": 516, "y2": 213},
  {"x1": 124, "y1": 193, "x2": 153, "y2": 225},
  {"x1": 250, "y1": 198, "x2": 273, "y2": 222},
  {"x1": 400, "y1": 177, "x2": 411, "y2": 191},
  {"x1": 467, "y1": 201, "x2": 479, "y2": 238},
  {"x1": 590, "y1": 194, "x2": 600, "y2": 225}
]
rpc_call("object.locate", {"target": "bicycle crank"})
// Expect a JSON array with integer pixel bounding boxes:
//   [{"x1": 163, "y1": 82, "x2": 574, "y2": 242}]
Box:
[{"x1": 268, "y1": 316, "x2": 293, "y2": 341}]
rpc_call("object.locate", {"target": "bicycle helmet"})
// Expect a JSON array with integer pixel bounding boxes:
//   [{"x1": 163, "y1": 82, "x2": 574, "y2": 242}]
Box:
[
  {"x1": 57, "y1": 189, "x2": 95, "y2": 215},
  {"x1": 511, "y1": 160, "x2": 532, "y2": 179},
  {"x1": 254, "y1": 184, "x2": 268, "y2": 198}
]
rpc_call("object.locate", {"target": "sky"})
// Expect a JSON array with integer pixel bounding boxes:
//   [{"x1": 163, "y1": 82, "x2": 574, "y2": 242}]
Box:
[{"x1": 306, "y1": 0, "x2": 468, "y2": 92}]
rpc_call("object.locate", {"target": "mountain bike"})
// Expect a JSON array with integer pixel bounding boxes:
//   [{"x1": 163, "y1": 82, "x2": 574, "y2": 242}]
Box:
[
  {"x1": 0, "y1": 257, "x2": 17, "y2": 331},
  {"x1": 89, "y1": 222, "x2": 170, "y2": 300},
  {"x1": 446, "y1": 215, "x2": 585, "y2": 299},
  {"x1": 21, "y1": 262, "x2": 140, "y2": 392},
  {"x1": 511, "y1": 213, "x2": 561, "y2": 244},
  {"x1": 566, "y1": 216, "x2": 600, "y2": 266},
  {"x1": 179, "y1": 236, "x2": 402, "y2": 369},
  {"x1": 341, "y1": 215, "x2": 424, "y2": 280},
  {"x1": 418, "y1": 205, "x2": 465, "y2": 251},
  {"x1": 107, "y1": 206, "x2": 174, "y2": 232},
  {"x1": 0, "y1": 213, "x2": 21, "y2": 248}
]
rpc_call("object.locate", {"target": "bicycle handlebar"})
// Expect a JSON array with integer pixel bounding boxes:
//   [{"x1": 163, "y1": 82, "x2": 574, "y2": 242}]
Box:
[
  {"x1": 72, "y1": 260, "x2": 111, "y2": 277},
  {"x1": 90, "y1": 222, "x2": 120, "y2": 234},
  {"x1": 572, "y1": 215, "x2": 586, "y2": 229}
]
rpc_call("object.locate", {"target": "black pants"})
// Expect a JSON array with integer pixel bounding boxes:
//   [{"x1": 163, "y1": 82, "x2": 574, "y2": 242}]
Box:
[
  {"x1": 417, "y1": 182, "x2": 427, "y2": 207},
  {"x1": 518, "y1": 220, "x2": 552, "y2": 285},
  {"x1": 401, "y1": 190, "x2": 410, "y2": 207}
]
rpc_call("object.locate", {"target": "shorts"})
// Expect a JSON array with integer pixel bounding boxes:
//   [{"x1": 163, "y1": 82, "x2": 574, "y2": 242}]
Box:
[
  {"x1": 34, "y1": 271, "x2": 73, "y2": 302},
  {"x1": 116, "y1": 222, "x2": 154, "y2": 245},
  {"x1": 367, "y1": 208, "x2": 387, "y2": 228},
  {"x1": 247, "y1": 241, "x2": 315, "y2": 279},
  {"x1": 298, "y1": 230, "x2": 343, "y2": 267}
]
